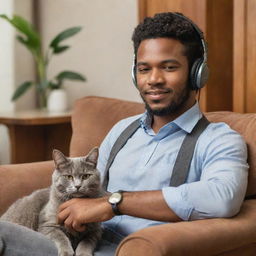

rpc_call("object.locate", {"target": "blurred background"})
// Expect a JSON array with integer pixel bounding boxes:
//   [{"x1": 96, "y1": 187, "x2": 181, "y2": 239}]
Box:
[
  {"x1": 0, "y1": 0, "x2": 139, "y2": 164},
  {"x1": 0, "y1": 0, "x2": 255, "y2": 164}
]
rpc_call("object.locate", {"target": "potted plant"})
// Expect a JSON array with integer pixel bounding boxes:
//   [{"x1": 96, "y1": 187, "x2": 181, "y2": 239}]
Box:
[{"x1": 0, "y1": 14, "x2": 86, "y2": 110}]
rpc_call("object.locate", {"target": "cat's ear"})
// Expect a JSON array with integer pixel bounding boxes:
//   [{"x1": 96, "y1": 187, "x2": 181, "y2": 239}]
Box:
[
  {"x1": 52, "y1": 149, "x2": 70, "y2": 170},
  {"x1": 85, "y1": 147, "x2": 99, "y2": 168}
]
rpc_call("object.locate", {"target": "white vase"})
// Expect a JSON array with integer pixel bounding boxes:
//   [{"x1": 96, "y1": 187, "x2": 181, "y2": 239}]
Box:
[{"x1": 47, "y1": 89, "x2": 68, "y2": 112}]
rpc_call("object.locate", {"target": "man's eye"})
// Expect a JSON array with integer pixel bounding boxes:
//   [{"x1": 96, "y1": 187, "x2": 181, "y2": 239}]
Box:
[
  {"x1": 164, "y1": 66, "x2": 177, "y2": 71},
  {"x1": 137, "y1": 67, "x2": 150, "y2": 73}
]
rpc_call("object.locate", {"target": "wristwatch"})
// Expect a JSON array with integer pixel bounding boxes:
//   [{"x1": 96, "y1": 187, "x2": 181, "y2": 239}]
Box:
[{"x1": 108, "y1": 191, "x2": 123, "y2": 215}]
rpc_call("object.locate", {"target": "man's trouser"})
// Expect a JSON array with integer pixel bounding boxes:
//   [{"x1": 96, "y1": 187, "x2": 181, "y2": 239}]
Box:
[{"x1": 0, "y1": 221, "x2": 122, "y2": 256}]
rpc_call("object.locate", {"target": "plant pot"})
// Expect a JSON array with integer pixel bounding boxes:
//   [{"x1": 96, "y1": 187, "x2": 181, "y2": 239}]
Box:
[{"x1": 47, "y1": 89, "x2": 68, "y2": 112}]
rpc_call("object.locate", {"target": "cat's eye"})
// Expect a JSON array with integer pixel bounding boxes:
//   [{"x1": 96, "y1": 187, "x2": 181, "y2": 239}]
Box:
[
  {"x1": 64, "y1": 175, "x2": 73, "y2": 180},
  {"x1": 82, "y1": 174, "x2": 91, "y2": 180}
]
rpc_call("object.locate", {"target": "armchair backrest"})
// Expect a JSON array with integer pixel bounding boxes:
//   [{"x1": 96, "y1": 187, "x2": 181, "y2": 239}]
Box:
[
  {"x1": 70, "y1": 96, "x2": 256, "y2": 197},
  {"x1": 69, "y1": 96, "x2": 144, "y2": 156},
  {"x1": 205, "y1": 111, "x2": 256, "y2": 197}
]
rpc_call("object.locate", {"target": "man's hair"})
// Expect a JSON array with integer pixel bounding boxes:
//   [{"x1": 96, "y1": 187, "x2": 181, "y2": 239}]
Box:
[{"x1": 132, "y1": 12, "x2": 204, "y2": 69}]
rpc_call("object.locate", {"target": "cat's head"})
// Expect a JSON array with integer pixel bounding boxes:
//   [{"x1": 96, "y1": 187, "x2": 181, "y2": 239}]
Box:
[{"x1": 52, "y1": 147, "x2": 102, "y2": 200}]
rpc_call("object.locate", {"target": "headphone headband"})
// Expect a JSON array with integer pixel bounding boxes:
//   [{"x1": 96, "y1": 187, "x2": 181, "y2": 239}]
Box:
[{"x1": 173, "y1": 13, "x2": 208, "y2": 62}]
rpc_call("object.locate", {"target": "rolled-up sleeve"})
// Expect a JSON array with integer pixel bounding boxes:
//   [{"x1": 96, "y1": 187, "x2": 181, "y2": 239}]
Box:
[{"x1": 162, "y1": 124, "x2": 249, "y2": 221}]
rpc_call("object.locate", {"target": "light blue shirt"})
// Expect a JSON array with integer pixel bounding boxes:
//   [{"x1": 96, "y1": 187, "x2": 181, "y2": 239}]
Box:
[{"x1": 97, "y1": 102, "x2": 248, "y2": 236}]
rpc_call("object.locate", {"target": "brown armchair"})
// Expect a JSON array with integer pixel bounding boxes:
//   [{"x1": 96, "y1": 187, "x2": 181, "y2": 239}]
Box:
[{"x1": 1, "y1": 96, "x2": 256, "y2": 255}]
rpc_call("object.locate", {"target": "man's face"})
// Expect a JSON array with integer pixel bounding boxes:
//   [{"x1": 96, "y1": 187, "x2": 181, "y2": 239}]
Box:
[{"x1": 136, "y1": 38, "x2": 193, "y2": 117}]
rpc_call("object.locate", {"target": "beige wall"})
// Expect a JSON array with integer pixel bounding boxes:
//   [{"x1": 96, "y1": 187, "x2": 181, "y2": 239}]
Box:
[
  {"x1": 0, "y1": 0, "x2": 15, "y2": 113},
  {"x1": 0, "y1": 0, "x2": 14, "y2": 164},
  {"x1": 0, "y1": 0, "x2": 140, "y2": 163},
  {"x1": 39, "y1": 0, "x2": 141, "y2": 109},
  {"x1": 14, "y1": 0, "x2": 36, "y2": 111},
  {"x1": 0, "y1": 0, "x2": 35, "y2": 164}
]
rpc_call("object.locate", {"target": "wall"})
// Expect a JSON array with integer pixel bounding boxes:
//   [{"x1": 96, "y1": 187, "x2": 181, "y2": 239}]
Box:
[
  {"x1": 0, "y1": 0, "x2": 35, "y2": 164},
  {"x1": 38, "y1": 0, "x2": 141, "y2": 109},
  {"x1": 0, "y1": 0, "x2": 139, "y2": 164},
  {"x1": 0, "y1": 0, "x2": 14, "y2": 164}
]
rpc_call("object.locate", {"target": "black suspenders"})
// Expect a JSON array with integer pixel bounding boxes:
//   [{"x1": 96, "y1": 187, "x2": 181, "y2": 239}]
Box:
[{"x1": 102, "y1": 115, "x2": 210, "y2": 190}]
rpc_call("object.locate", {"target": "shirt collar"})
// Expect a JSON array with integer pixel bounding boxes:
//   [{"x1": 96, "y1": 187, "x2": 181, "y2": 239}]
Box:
[
  {"x1": 140, "y1": 110, "x2": 153, "y2": 133},
  {"x1": 140, "y1": 101, "x2": 202, "y2": 134},
  {"x1": 173, "y1": 101, "x2": 202, "y2": 133}
]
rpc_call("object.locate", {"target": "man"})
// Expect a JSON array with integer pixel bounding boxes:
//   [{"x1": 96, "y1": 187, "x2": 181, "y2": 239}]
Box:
[
  {"x1": 0, "y1": 12, "x2": 248, "y2": 256},
  {"x1": 57, "y1": 12, "x2": 248, "y2": 254}
]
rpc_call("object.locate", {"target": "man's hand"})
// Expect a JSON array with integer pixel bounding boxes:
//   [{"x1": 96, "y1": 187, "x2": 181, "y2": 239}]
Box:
[
  {"x1": 57, "y1": 197, "x2": 114, "y2": 232},
  {"x1": 58, "y1": 190, "x2": 181, "y2": 233}
]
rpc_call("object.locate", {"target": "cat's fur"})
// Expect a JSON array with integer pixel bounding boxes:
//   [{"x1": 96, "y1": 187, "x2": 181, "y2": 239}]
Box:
[{"x1": 1, "y1": 147, "x2": 104, "y2": 256}]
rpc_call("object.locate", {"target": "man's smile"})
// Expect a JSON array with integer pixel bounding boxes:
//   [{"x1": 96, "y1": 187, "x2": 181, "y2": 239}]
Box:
[{"x1": 144, "y1": 89, "x2": 172, "y2": 100}]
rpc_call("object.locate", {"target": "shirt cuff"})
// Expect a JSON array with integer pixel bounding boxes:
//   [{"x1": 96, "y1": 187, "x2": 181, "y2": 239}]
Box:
[{"x1": 162, "y1": 186, "x2": 194, "y2": 221}]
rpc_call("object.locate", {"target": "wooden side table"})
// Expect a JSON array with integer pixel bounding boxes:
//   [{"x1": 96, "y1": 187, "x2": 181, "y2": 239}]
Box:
[{"x1": 0, "y1": 110, "x2": 72, "y2": 163}]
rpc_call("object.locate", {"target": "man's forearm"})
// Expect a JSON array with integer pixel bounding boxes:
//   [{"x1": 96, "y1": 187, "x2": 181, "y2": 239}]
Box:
[
  {"x1": 58, "y1": 190, "x2": 181, "y2": 232},
  {"x1": 116, "y1": 190, "x2": 181, "y2": 222}
]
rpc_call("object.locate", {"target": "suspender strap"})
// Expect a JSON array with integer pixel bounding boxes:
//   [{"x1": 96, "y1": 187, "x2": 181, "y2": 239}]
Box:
[
  {"x1": 102, "y1": 118, "x2": 141, "y2": 190},
  {"x1": 103, "y1": 115, "x2": 210, "y2": 190},
  {"x1": 169, "y1": 115, "x2": 210, "y2": 186}
]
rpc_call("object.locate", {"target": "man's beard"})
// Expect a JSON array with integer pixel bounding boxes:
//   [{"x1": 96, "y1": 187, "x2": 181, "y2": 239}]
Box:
[{"x1": 140, "y1": 85, "x2": 191, "y2": 117}]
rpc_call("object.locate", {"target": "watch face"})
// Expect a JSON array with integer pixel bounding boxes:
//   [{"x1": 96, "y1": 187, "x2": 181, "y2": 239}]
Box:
[{"x1": 109, "y1": 192, "x2": 122, "y2": 204}]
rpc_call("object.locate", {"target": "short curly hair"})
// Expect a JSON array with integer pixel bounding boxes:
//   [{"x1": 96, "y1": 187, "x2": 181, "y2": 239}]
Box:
[{"x1": 132, "y1": 12, "x2": 204, "y2": 68}]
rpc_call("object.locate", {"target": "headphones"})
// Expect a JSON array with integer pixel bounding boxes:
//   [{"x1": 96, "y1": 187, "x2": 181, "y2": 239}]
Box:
[{"x1": 132, "y1": 12, "x2": 209, "y2": 91}]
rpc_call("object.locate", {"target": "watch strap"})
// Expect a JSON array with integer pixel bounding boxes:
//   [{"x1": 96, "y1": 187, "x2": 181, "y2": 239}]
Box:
[{"x1": 111, "y1": 202, "x2": 122, "y2": 215}]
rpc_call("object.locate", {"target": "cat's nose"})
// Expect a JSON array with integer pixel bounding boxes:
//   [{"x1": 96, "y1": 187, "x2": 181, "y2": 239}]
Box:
[{"x1": 75, "y1": 185, "x2": 81, "y2": 190}]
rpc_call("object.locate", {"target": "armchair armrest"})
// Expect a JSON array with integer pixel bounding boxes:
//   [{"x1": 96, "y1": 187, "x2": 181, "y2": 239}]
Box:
[
  {"x1": 0, "y1": 161, "x2": 54, "y2": 216},
  {"x1": 116, "y1": 200, "x2": 256, "y2": 256}
]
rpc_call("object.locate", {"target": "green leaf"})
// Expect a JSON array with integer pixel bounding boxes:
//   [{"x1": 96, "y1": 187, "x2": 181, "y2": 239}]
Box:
[
  {"x1": 11, "y1": 81, "x2": 33, "y2": 101},
  {"x1": 0, "y1": 14, "x2": 40, "y2": 51},
  {"x1": 49, "y1": 27, "x2": 82, "y2": 50},
  {"x1": 53, "y1": 45, "x2": 70, "y2": 54},
  {"x1": 48, "y1": 82, "x2": 59, "y2": 90},
  {"x1": 56, "y1": 71, "x2": 86, "y2": 82},
  {"x1": 16, "y1": 35, "x2": 31, "y2": 49},
  {"x1": 16, "y1": 35, "x2": 26, "y2": 44}
]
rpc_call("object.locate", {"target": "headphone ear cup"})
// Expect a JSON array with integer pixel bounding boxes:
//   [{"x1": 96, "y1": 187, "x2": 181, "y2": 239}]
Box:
[
  {"x1": 190, "y1": 58, "x2": 209, "y2": 90},
  {"x1": 190, "y1": 58, "x2": 202, "y2": 90},
  {"x1": 132, "y1": 64, "x2": 137, "y2": 87},
  {"x1": 198, "y1": 62, "x2": 209, "y2": 89},
  {"x1": 131, "y1": 56, "x2": 138, "y2": 87}
]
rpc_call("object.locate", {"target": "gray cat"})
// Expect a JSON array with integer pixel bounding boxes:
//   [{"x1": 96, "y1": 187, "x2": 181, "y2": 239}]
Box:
[{"x1": 1, "y1": 147, "x2": 104, "y2": 256}]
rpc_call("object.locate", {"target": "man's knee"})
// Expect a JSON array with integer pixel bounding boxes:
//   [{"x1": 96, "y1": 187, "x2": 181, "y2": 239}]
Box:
[
  {"x1": 0, "y1": 221, "x2": 12, "y2": 236},
  {"x1": 0, "y1": 221, "x2": 58, "y2": 256},
  {"x1": 0, "y1": 221, "x2": 9, "y2": 255}
]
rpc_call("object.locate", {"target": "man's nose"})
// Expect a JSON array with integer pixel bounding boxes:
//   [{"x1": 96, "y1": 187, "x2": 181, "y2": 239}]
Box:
[{"x1": 147, "y1": 68, "x2": 164, "y2": 86}]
